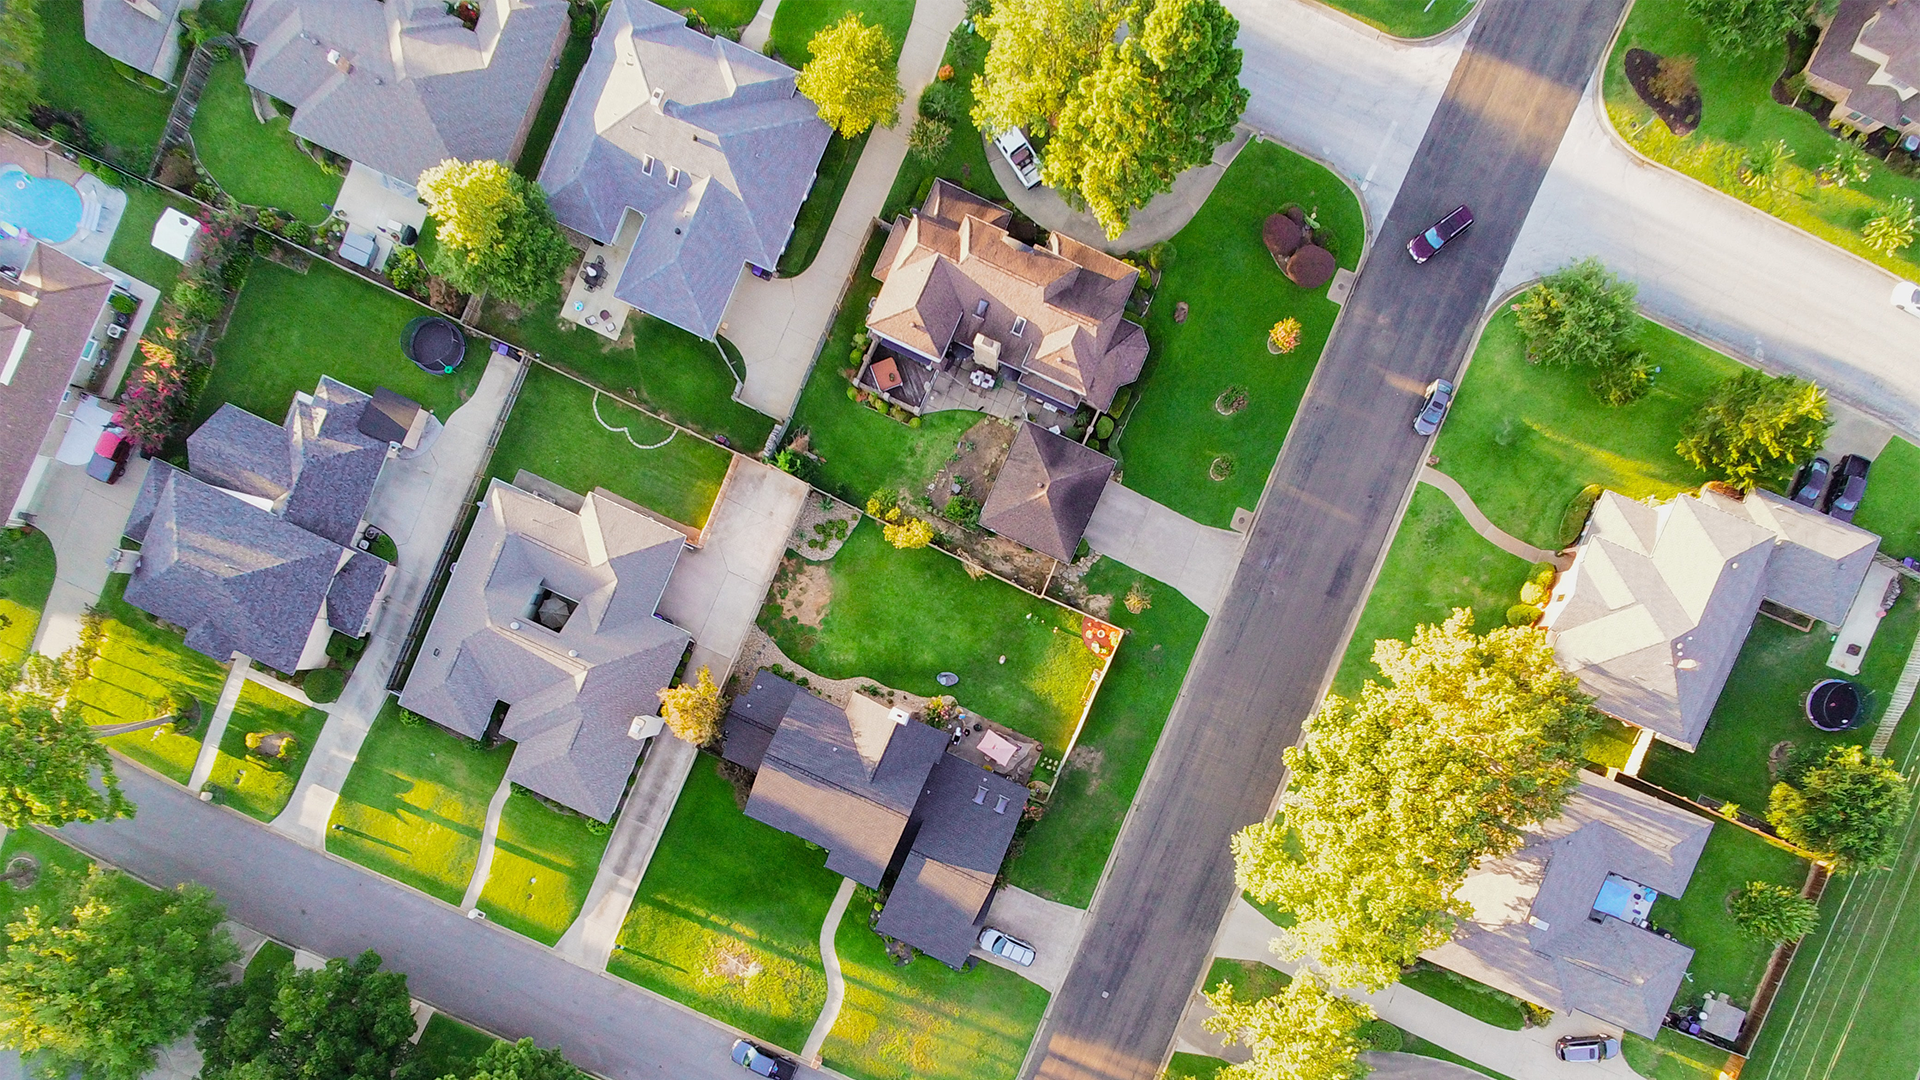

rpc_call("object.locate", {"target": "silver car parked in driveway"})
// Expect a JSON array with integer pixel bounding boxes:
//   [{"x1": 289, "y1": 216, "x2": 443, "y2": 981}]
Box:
[{"x1": 978, "y1": 927, "x2": 1035, "y2": 966}]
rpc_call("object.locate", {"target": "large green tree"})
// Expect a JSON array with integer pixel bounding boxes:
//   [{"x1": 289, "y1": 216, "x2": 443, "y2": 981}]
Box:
[
  {"x1": 445, "y1": 1038, "x2": 587, "y2": 1080},
  {"x1": 1675, "y1": 369, "x2": 1829, "y2": 491},
  {"x1": 1512, "y1": 258, "x2": 1639, "y2": 372},
  {"x1": 0, "y1": 0, "x2": 40, "y2": 123},
  {"x1": 1203, "y1": 972, "x2": 1375, "y2": 1080},
  {"x1": 0, "y1": 869, "x2": 234, "y2": 1080},
  {"x1": 1684, "y1": 0, "x2": 1810, "y2": 57},
  {"x1": 795, "y1": 13, "x2": 902, "y2": 137},
  {"x1": 416, "y1": 160, "x2": 575, "y2": 306},
  {"x1": 1769, "y1": 745, "x2": 1910, "y2": 872},
  {"x1": 971, "y1": 0, "x2": 1125, "y2": 138},
  {"x1": 199, "y1": 950, "x2": 416, "y2": 1080},
  {"x1": 0, "y1": 658, "x2": 132, "y2": 829},
  {"x1": 1233, "y1": 610, "x2": 1601, "y2": 988},
  {"x1": 1728, "y1": 881, "x2": 1819, "y2": 942}
]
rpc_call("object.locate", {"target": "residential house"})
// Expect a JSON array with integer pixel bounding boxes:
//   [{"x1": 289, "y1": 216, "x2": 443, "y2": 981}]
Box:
[
  {"x1": 400, "y1": 476, "x2": 692, "y2": 821},
  {"x1": 1807, "y1": 0, "x2": 1920, "y2": 138},
  {"x1": 1424, "y1": 773, "x2": 1711, "y2": 1038},
  {"x1": 537, "y1": 0, "x2": 830, "y2": 340},
  {"x1": 237, "y1": 0, "x2": 570, "y2": 189},
  {"x1": 874, "y1": 755, "x2": 1027, "y2": 968},
  {"x1": 0, "y1": 243, "x2": 118, "y2": 525},
  {"x1": 863, "y1": 180, "x2": 1148, "y2": 418},
  {"x1": 84, "y1": 0, "x2": 198, "y2": 84},
  {"x1": 1543, "y1": 487, "x2": 1878, "y2": 750},
  {"x1": 121, "y1": 378, "x2": 401, "y2": 673},
  {"x1": 979, "y1": 422, "x2": 1115, "y2": 562}
]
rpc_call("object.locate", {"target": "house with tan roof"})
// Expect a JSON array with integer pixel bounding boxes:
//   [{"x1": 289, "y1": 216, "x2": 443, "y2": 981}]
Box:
[{"x1": 1807, "y1": 0, "x2": 1920, "y2": 138}]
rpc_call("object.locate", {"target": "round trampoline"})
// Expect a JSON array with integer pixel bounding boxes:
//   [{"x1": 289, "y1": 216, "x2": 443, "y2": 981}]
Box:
[
  {"x1": 1806, "y1": 679, "x2": 1863, "y2": 732},
  {"x1": 402, "y1": 315, "x2": 466, "y2": 375}
]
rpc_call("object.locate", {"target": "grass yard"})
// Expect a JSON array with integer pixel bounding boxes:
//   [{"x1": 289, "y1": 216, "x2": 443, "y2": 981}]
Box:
[
  {"x1": 245, "y1": 940, "x2": 294, "y2": 980},
  {"x1": 769, "y1": 0, "x2": 914, "y2": 66},
  {"x1": 326, "y1": 700, "x2": 514, "y2": 905},
  {"x1": 477, "y1": 298, "x2": 773, "y2": 449},
  {"x1": 608, "y1": 759, "x2": 841, "y2": 1050},
  {"x1": 515, "y1": 32, "x2": 594, "y2": 179},
  {"x1": 880, "y1": 25, "x2": 1005, "y2": 219},
  {"x1": 1855, "y1": 436, "x2": 1920, "y2": 562},
  {"x1": 1650, "y1": 821, "x2": 1809, "y2": 1007},
  {"x1": 780, "y1": 132, "x2": 868, "y2": 277},
  {"x1": 1639, "y1": 594, "x2": 1920, "y2": 810},
  {"x1": 105, "y1": 181, "x2": 198, "y2": 294},
  {"x1": 487, "y1": 364, "x2": 732, "y2": 529},
  {"x1": 1006, "y1": 557, "x2": 1207, "y2": 905},
  {"x1": 1626, "y1": 1028, "x2": 1734, "y2": 1080},
  {"x1": 0, "y1": 528, "x2": 56, "y2": 664},
  {"x1": 1165, "y1": 1054, "x2": 1231, "y2": 1080},
  {"x1": 203, "y1": 682, "x2": 330, "y2": 822},
  {"x1": 409, "y1": 1014, "x2": 504, "y2": 1080},
  {"x1": 678, "y1": 0, "x2": 765, "y2": 34},
  {"x1": 1118, "y1": 139, "x2": 1365, "y2": 529},
  {"x1": 1435, "y1": 304, "x2": 1741, "y2": 551},
  {"x1": 823, "y1": 899, "x2": 1051, "y2": 1080},
  {"x1": 1401, "y1": 963, "x2": 1528, "y2": 1031},
  {"x1": 206, "y1": 259, "x2": 486, "y2": 425},
  {"x1": 77, "y1": 577, "x2": 230, "y2": 783},
  {"x1": 0, "y1": 828, "x2": 94, "y2": 926},
  {"x1": 39, "y1": 0, "x2": 175, "y2": 169},
  {"x1": 475, "y1": 787, "x2": 612, "y2": 946},
  {"x1": 1323, "y1": 0, "x2": 1475, "y2": 38},
  {"x1": 761, "y1": 524, "x2": 1106, "y2": 753},
  {"x1": 191, "y1": 60, "x2": 341, "y2": 222}
]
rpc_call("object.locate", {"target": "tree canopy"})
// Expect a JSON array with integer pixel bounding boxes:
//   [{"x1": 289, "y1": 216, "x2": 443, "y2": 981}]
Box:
[
  {"x1": 1684, "y1": 0, "x2": 1809, "y2": 57},
  {"x1": 448, "y1": 1039, "x2": 587, "y2": 1080},
  {"x1": 0, "y1": 657, "x2": 131, "y2": 829},
  {"x1": 1233, "y1": 609, "x2": 1601, "y2": 988},
  {"x1": 971, "y1": 0, "x2": 1126, "y2": 138},
  {"x1": 416, "y1": 160, "x2": 576, "y2": 306},
  {"x1": 1202, "y1": 971, "x2": 1375, "y2": 1080},
  {"x1": 0, "y1": 869, "x2": 234, "y2": 1080},
  {"x1": 198, "y1": 950, "x2": 416, "y2": 1080},
  {"x1": 1769, "y1": 744, "x2": 1910, "y2": 872},
  {"x1": 657, "y1": 666, "x2": 724, "y2": 747},
  {"x1": 1513, "y1": 258, "x2": 1639, "y2": 371},
  {"x1": 1675, "y1": 368, "x2": 1829, "y2": 491},
  {"x1": 1728, "y1": 880, "x2": 1819, "y2": 942},
  {"x1": 796, "y1": 13, "x2": 903, "y2": 137},
  {"x1": 0, "y1": 0, "x2": 39, "y2": 122}
]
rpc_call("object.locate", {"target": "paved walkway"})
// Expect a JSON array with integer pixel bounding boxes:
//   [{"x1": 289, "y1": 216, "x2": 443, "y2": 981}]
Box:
[
  {"x1": 719, "y1": 0, "x2": 966, "y2": 419},
  {"x1": 29, "y1": 455, "x2": 152, "y2": 657},
  {"x1": 801, "y1": 877, "x2": 858, "y2": 1064},
  {"x1": 1417, "y1": 466, "x2": 1558, "y2": 564},
  {"x1": 273, "y1": 350, "x2": 521, "y2": 848},
  {"x1": 971, "y1": 886, "x2": 1088, "y2": 994},
  {"x1": 738, "y1": 0, "x2": 779, "y2": 52},
  {"x1": 989, "y1": 127, "x2": 1255, "y2": 252},
  {"x1": 659, "y1": 458, "x2": 811, "y2": 680},
  {"x1": 461, "y1": 775, "x2": 516, "y2": 910},
  {"x1": 1082, "y1": 481, "x2": 1246, "y2": 616},
  {"x1": 186, "y1": 657, "x2": 252, "y2": 791}
]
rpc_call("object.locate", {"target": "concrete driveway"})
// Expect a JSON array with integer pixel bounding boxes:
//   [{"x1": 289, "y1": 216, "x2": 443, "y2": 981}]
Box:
[
  {"x1": 28, "y1": 454, "x2": 150, "y2": 656},
  {"x1": 1082, "y1": 481, "x2": 1245, "y2": 616},
  {"x1": 973, "y1": 886, "x2": 1088, "y2": 993},
  {"x1": 658, "y1": 457, "x2": 810, "y2": 680}
]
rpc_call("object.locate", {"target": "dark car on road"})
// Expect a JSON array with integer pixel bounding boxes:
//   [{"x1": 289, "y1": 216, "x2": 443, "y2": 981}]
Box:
[
  {"x1": 1408, "y1": 205, "x2": 1473, "y2": 263},
  {"x1": 1791, "y1": 457, "x2": 1832, "y2": 507},
  {"x1": 1413, "y1": 379, "x2": 1455, "y2": 436},
  {"x1": 86, "y1": 427, "x2": 131, "y2": 484},
  {"x1": 1824, "y1": 454, "x2": 1871, "y2": 523},
  {"x1": 1555, "y1": 1035, "x2": 1620, "y2": 1062},
  {"x1": 730, "y1": 1040, "x2": 795, "y2": 1080}
]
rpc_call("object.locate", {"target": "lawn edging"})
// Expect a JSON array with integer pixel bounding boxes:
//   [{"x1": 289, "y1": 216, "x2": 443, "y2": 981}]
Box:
[{"x1": 1293, "y1": 0, "x2": 1479, "y2": 46}]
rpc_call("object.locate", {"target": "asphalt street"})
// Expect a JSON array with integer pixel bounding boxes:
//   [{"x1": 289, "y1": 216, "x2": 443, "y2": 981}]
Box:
[{"x1": 1021, "y1": 3, "x2": 1631, "y2": 1078}]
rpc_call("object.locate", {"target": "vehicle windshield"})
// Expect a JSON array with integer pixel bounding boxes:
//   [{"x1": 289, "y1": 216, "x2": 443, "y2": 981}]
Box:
[{"x1": 1423, "y1": 228, "x2": 1442, "y2": 247}]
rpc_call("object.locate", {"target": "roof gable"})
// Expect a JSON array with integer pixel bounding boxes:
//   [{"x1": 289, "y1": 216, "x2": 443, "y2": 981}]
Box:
[{"x1": 979, "y1": 423, "x2": 1116, "y2": 561}]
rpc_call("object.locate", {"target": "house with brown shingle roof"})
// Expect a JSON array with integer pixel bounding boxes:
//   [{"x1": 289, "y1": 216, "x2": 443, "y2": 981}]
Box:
[
  {"x1": 980, "y1": 422, "x2": 1115, "y2": 562},
  {"x1": 1807, "y1": 0, "x2": 1920, "y2": 138},
  {"x1": 863, "y1": 180, "x2": 1148, "y2": 417},
  {"x1": 0, "y1": 245, "x2": 119, "y2": 525}
]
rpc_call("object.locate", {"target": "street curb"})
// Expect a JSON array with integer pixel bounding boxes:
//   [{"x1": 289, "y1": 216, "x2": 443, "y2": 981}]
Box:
[{"x1": 1289, "y1": 0, "x2": 1480, "y2": 48}]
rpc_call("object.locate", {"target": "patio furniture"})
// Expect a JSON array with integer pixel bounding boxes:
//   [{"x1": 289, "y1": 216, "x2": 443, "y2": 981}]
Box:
[
  {"x1": 338, "y1": 230, "x2": 378, "y2": 268},
  {"x1": 978, "y1": 729, "x2": 1020, "y2": 770},
  {"x1": 582, "y1": 257, "x2": 605, "y2": 290}
]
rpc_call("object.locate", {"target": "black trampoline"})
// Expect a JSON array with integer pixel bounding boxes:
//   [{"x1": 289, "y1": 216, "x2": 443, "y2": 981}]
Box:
[
  {"x1": 403, "y1": 315, "x2": 466, "y2": 375},
  {"x1": 1806, "y1": 679, "x2": 1863, "y2": 732}
]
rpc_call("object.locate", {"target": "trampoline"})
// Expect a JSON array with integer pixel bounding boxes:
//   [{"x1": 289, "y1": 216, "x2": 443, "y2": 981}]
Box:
[
  {"x1": 402, "y1": 315, "x2": 466, "y2": 375},
  {"x1": 1806, "y1": 679, "x2": 1863, "y2": 732},
  {"x1": 0, "y1": 167, "x2": 82, "y2": 243}
]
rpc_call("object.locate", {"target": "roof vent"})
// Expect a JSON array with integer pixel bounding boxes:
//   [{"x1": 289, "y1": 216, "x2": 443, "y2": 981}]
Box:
[
  {"x1": 994, "y1": 795, "x2": 1009, "y2": 814},
  {"x1": 1528, "y1": 915, "x2": 1550, "y2": 930},
  {"x1": 509, "y1": 620, "x2": 522, "y2": 630},
  {"x1": 973, "y1": 785, "x2": 988, "y2": 805},
  {"x1": 568, "y1": 649, "x2": 580, "y2": 658}
]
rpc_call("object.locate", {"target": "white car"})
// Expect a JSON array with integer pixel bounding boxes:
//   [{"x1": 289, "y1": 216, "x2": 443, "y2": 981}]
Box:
[
  {"x1": 993, "y1": 129, "x2": 1042, "y2": 189},
  {"x1": 978, "y1": 927, "x2": 1035, "y2": 966},
  {"x1": 1892, "y1": 279, "x2": 1920, "y2": 316}
]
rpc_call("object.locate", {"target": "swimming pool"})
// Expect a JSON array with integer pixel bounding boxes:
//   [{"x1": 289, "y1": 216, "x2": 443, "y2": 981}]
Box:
[{"x1": 0, "y1": 166, "x2": 82, "y2": 244}]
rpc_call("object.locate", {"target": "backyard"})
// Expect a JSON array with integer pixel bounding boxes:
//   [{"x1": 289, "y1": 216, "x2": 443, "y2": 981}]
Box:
[
  {"x1": 203, "y1": 682, "x2": 330, "y2": 822},
  {"x1": 1652, "y1": 821, "x2": 1810, "y2": 1009},
  {"x1": 1323, "y1": 0, "x2": 1476, "y2": 38},
  {"x1": 474, "y1": 787, "x2": 612, "y2": 946},
  {"x1": 1118, "y1": 138, "x2": 1366, "y2": 528},
  {"x1": 104, "y1": 181, "x2": 198, "y2": 295},
  {"x1": 190, "y1": 60, "x2": 342, "y2": 222},
  {"x1": 0, "y1": 527, "x2": 55, "y2": 664},
  {"x1": 39, "y1": 0, "x2": 175, "y2": 170},
  {"x1": 485, "y1": 363, "x2": 733, "y2": 530},
  {"x1": 77, "y1": 577, "x2": 230, "y2": 784},
  {"x1": 607, "y1": 759, "x2": 841, "y2": 1051},
  {"x1": 759, "y1": 523, "x2": 1109, "y2": 754},
  {"x1": 1855, "y1": 436, "x2": 1920, "y2": 562},
  {"x1": 326, "y1": 701, "x2": 514, "y2": 905}
]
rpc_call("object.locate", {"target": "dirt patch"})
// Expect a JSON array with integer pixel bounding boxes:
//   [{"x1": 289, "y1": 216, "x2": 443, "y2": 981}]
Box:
[
  {"x1": 1045, "y1": 552, "x2": 1115, "y2": 618},
  {"x1": 1769, "y1": 740, "x2": 1798, "y2": 780},
  {"x1": 705, "y1": 942, "x2": 764, "y2": 985},
  {"x1": 927, "y1": 417, "x2": 1016, "y2": 517},
  {"x1": 1062, "y1": 745, "x2": 1106, "y2": 797},
  {"x1": 1, "y1": 856, "x2": 38, "y2": 891},
  {"x1": 1624, "y1": 48, "x2": 1701, "y2": 135},
  {"x1": 789, "y1": 492, "x2": 861, "y2": 561},
  {"x1": 1215, "y1": 387, "x2": 1248, "y2": 415},
  {"x1": 774, "y1": 559, "x2": 833, "y2": 627}
]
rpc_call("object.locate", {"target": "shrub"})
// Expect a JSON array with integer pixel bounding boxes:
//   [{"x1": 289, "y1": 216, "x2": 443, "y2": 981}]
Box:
[
  {"x1": 943, "y1": 495, "x2": 980, "y2": 526},
  {"x1": 1530, "y1": 562, "x2": 1557, "y2": 586},
  {"x1": 908, "y1": 116, "x2": 952, "y2": 164},
  {"x1": 385, "y1": 246, "x2": 427, "y2": 294},
  {"x1": 283, "y1": 221, "x2": 313, "y2": 247},
  {"x1": 251, "y1": 231, "x2": 276, "y2": 255},
  {"x1": 1554, "y1": 484, "x2": 1604, "y2": 548},
  {"x1": 1268, "y1": 317, "x2": 1302, "y2": 354},
  {"x1": 302, "y1": 668, "x2": 345, "y2": 704},
  {"x1": 1864, "y1": 196, "x2": 1917, "y2": 255},
  {"x1": 1109, "y1": 386, "x2": 1133, "y2": 416},
  {"x1": 171, "y1": 278, "x2": 225, "y2": 321},
  {"x1": 1359, "y1": 1020, "x2": 1404, "y2": 1053},
  {"x1": 866, "y1": 487, "x2": 901, "y2": 521},
  {"x1": 919, "y1": 78, "x2": 966, "y2": 123},
  {"x1": 883, "y1": 518, "x2": 936, "y2": 549},
  {"x1": 1649, "y1": 55, "x2": 1697, "y2": 106},
  {"x1": 1729, "y1": 881, "x2": 1819, "y2": 942},
  {"x1": 1591, "y1": 349, "x2": 1653, "y2": 407},
  {"x1": 1094, "y1": 415, "x2": 1114, "y2": 440},
  {"x1": 1505, "y1": 603, "x2": 1542, "y2": 627},
  {"x1": 1823, "y1": 136, "x2": 1872, "y2": 188},
  {"x1": 1519, "y1": 581, "x2": 1547, "y2": 606},
  {"x1": 108, "y1": 292, "x2": 139, "y2": 316}
]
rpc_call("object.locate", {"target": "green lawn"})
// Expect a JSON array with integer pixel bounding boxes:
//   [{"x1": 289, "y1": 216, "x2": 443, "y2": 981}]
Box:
[
  {"x1": 1165, "y1": 1054, "x2": 1231, "y2": 1080},
  {"x1": 679, "y1": 0, "x2": 765, "y2": 34},
  {"x1": 880, "y1": 25, "x2": 1005, "y2": 220},
  {"x1": 823, "y1": 898, "x2": 1051, "y2": 1080},
  {"x1": 1650, "y1": 821, "x2": 1809, "y2": 1007},
  {"x1": 1855, "y1": 437, "x2": 1920, "y2": 562},
  {"x1": 0, "y1": 528, "x2": 56, "y2": 664},
  {"x1": 761, "y1": 524, "x2": 1106, "y2": 753},
  {"x1": 0, "y1": 828, "x2": 94, "y2": 926},
  {"x1": 77, "y1": 577, "x2": 230, "y2": 783},
  {"x1": 1118, "y1": 138, "x2": 1365, "y2": 528},
  {"x1": 515, "y1": 32, "x2": 594, "y2": 179},
  {"x1": 1435, "y1": 303, "x2": 1741, "y2": 550},
  {"x1": 1624, "y1": 1028, "x2": 1731, "y2": 1080},
  {"x1": 205, "y1": 259, "x2": 486, "y2": 425},
  {"x1": 486, "y1": 364, "x2": 732, "y2": 529},
  {"x1": 1005, "y1": 557, "x2": 1207, "y2": 905},
  {"x1": 409, "y1": 1014, "x2": 504, "y2": 1080},
  {"x1": 326, "y1": 701, "x2": 514, "y2": 905},
  {"x1": 770, "y1": 0, "x2": 914, "y2": 67},
  {"x1": 476, "y1": 299, "x2": 773, "y2": 449},
  {"x1": 105, "y1": 181, "x2": 198, "y2": 294},
  {"x1": 1401, "y1": 963, "x2": 1528, "y2": 1031},
  {"x1": 203, "y1": 682, "x2": 330, "y2": 822},
  {"x1": 244, "y1": 940, "x2": 294, "y2": 981},
  {"x1": 39, "y1": 0, "x2": 175, "y2": 170},
  {"x1": 475, "y1": 788, "x2": 611, "y2": 946},
  {"x1": 191, "y1": 60, "x2": 341, "y2": 221},
  {"x1": 1323, "y1": 0, "x2": 1475, "y2": 37},
  {"x1": 1640, "y1": 595, "x2": 1920, "y2": 811},
  {"x1": 607, "y1": 758, "x2": 841, "y2": 1050}
]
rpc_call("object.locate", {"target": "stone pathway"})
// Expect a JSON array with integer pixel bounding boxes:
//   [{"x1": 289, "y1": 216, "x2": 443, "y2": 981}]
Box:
[
  {"x1": 1417, "y1": 466, "x2": 1560, "y2": 565},
  {"x1": 801, "y1": 877, "x2": 858, "y2": 1064},
  {"x1": 1082, "y1": 481, "x2": 1246, "y2": 616},
  {"x1": 738, "y1": 0, "x2": 780, "y2": 52},
  {"x1": 187, "y1": 656, "x2": 253, "y2": 791},
  {"x1": 461, "y1": 775, "x2": 516, "y2": 910},
  {"x1": 988, "y1": 126, "x2": 1255, "y2": 252}
]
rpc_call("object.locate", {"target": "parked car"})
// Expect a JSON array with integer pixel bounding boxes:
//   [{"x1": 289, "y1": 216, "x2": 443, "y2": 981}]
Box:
[
  {"x1": 1892, "y1": 279, "x2": 1920, "y2": 317},
  {"x1": 1791, "y1": 457, "x2": 1832, "y2": 508},
  {"x1": 86, "y1": 427, "x2": 130, "y2": 484},
  {"x1": 1824, "y1": 453, "x2": 1871, "y2": 522},
  {"x1": 1554, "y1": 1035, "x2": 1621, "y2": 1062},
  {"x1": 978, "y1": 927, "x2": 1036, "y2": 966},
  {"x1": 1408, "y1": 205, "x2": 1473, "y2": 263},
  {"x1": 1413, "y1": 378, "x2": 1455, "y2": 436},
  {"x1": 729, "y1": 1040, "x2": 795, "y2": 1080},
  {"x1": 993, "y1": 129, "x2": 1043, "y2": 189}
]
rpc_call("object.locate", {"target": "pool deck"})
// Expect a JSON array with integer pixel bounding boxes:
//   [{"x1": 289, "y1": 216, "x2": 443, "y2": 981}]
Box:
[{"x1": 0, "y1": 130, "x2": 129, "y2": 270}]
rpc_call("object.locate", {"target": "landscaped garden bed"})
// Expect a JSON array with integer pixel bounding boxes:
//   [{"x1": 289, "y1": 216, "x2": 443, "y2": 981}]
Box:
[
  {"x1": 0, "y1": 527, "x2": 56, "y2": 664},
  {"x1": 203, "y1": 681, "x2": 330, "y2": 822},
  {"x1": 475, "y1": 786, "x2": 612, "y2": 946},
  {"x1": 879, "y1": 24, "x2": 1005, "y2": 220},
  {"x1": 190, "y1": 59, "x2": 343, "y2": 222},
  {"x1": 77, "y1": 577, "x2": 231, "y2": 783}
]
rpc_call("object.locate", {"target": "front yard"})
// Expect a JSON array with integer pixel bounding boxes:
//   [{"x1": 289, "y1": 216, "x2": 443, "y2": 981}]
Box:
[
  {"x1": 203, "y1": 681, "x2": 330, "y2": 821},
  {"x1": 1324, "y1": 0, "x2": 1476, "y2": 38},
  {"x1": 1855, "y1": 437, "x2": 1920, "y2": 561},
  {"x1": 474, "y1": 787, "x2": 612, "y2": 946},
  {"x1": 190, "y1": 59, "x2": 342, "y2": 222},
  {"x1": 78, "y1": 577, "x2": 230, "y2": 783},
  {"x1": 39, "y1": 0, "x2": 175, "y2": 170},
  {"x1": 1118, "y1": 138, "x2": 1366, "y2": 529},
  {"x1": 0, "y1": 527, "x2": 55, "y2": 664},
  {"x1": 880, "y1": 25, "x2": 1004, "y2": 220},
  {"x1": 0, "y1": 827, "x2": 95, "y2": 925}
]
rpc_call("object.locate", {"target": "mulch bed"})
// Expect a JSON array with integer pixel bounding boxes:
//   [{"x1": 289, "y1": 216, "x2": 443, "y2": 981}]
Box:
[{"x1": 1624, "y1": 48, "x2": 1701, "y2": 135}]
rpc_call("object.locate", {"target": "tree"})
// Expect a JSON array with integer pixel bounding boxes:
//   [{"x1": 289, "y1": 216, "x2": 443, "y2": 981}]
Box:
[
  {"x1": 1648, "y1": 55, "x2": 1697, "y2": 106},
  {"x1": 0, "y1": 870, "x2": 235, "y2": 1080},
  {"x1": 907, "y1": 116, "x2": 952, "y2": 164},
  {"x1": 198, "y1": 950, "x2": 415, "y2": 1080},
  {"x1": 1729, "y1": 881, "x2": 1819, "y2": 942},
  {"x1": 1863, "y1": 195, "x2": 1917, "y2": 255},
  {"x1": 1675, "y1": 369, "x2": 1829, "y2": 491},
  {"x1": 795, "y1": 14, "x2": 902, "y2": 138},
  {"x1": 883, "y1": 517, "x2": 936, "y2": 549},
  {"x1": 0, "y1": 0, "x2": 41, "y2": 123},
  {"x1": 1232, "y1": 610, "x2": 1601, "y2": 988},
  {"x1": 415, "y1": 160, "x2": 575, "y2": 305},
  {"x1": 1202, "y1": 972, "x2": 1375, "y2": 1080},
  {"x1": 450, "y1": 1038, "x2": 587, "y2": 1080},
  {"x1": 1511, "y1": 258, "x2": 1638, "y2": 372},
  {"x1": 971, "y1": 0, "x2": 1125, "y2": 138},
  {"x1": 657, "y1": 666, "x2": 725, "y2": 746},
  {"x1": 1823, "y1": 136, "x2": 1872, "y2": 188},
  {"x1": 1685, "y1": 0, "x2": 1808, "y2": 57},
  {"x1": 0, "y1": 663, "x2": 132, "y2": 829},
  {"x1": 1768, "y1": 745, "x2": 1910, "y2": 872}
]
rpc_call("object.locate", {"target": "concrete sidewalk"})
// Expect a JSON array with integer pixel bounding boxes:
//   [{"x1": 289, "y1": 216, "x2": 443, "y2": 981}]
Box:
[
  {"x1": 1082, "y1": 481, "x2": 1246, "y2": 616},
  {"x1": 738, "y1": 0, "x2": 778, "y2": 52},
  {"x1": 801, "y1": 877, "x2": 858, "y2": 1064},
  {"x1": 1417, "y1": 467, "x2": 1558, "y2": 564}
]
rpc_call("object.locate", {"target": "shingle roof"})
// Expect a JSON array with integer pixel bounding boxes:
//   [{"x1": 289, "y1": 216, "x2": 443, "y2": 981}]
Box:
[
  {"x1": 327, "y1": 550, "x2": 390, "y2": 635},
  {"x1": 537, "y1": 0, "x2": 831, "y2": 339},
  {"x1": 239, "y1": 0, "x2": 569, "y2": 184},
  {"x1": 1813, "y1": 0, "x2": 1911, "y2": 127},
  {"x1": 359, "y1": 387, "x2": 425, "y2": 445},
  {"x1": 1861, "y1": 0, "x2": 1920, "y2": 92},
  {"x1": 874, "y1": 755, "x2": 1025, "y2": 968},
  {"x1": 1423, "y1": 774, "x2": 1711, "y2": 1037},
  {"x1": 83, "y1": 0, "x2": 189, "y2": 82},
  {"x1": 0, "y1": 245, "x2": 116, "y2": 519},
  {"x1": 720, "y1": 669, "x2": 799, "y2": 771},
  {"x1": 980, "y1": 423, "x2": 1115, "y2": 562},
  {"x1": 399, "y1": 477, "x2": 691, "y2": 821}
]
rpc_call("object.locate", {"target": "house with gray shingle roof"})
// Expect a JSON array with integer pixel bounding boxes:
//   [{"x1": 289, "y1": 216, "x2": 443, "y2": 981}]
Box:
[
  {"x1": 980, "y1": 422, "x2": 1115, "y2": 562},
  {"x1": 238, "y1": 0, "x2": 570, "y2": 188},
  {"x1": 875, "y1": 755, "x2": 1026, "y2": 968},
  {"x1": 399, "y1": 476, "x2": 692, "y2": 821},
  {"x1": 1808, "y1": 0, "x2": 1920, "y2": 138},
  {"x1": 84, "y1": 0, "x2": 195, "y2": 84},
  {"x1": 536, "y1": 0, "x2": 831, "y2": 340},
  {"x1": 0, "y1": 244, "x2": 117, "y2": 525}
]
